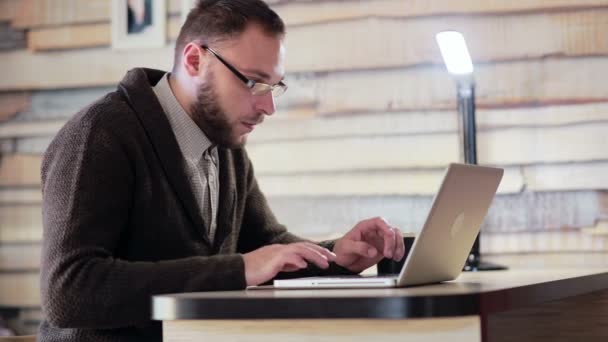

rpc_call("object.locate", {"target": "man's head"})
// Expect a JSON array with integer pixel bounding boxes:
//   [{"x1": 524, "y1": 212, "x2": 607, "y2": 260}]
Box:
[{"x1": 172, "y1": 0, "x2": 286, "y2": 148}]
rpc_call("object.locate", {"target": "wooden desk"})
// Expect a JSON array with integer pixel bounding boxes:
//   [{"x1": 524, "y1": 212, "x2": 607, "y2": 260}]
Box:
[{"x1": 153, "y1": 259, "x2": 608, "y2": 342}]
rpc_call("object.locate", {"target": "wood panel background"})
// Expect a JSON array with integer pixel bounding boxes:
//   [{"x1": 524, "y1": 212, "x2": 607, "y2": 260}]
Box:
[{"x1": 0, "y1": 0, "x2": 607, "y2": 335}]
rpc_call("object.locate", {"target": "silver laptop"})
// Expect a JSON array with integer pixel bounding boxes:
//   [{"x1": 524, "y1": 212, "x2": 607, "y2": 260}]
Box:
[{"x1": 273, "y1": 163, "x2": 503, "y2": 289}]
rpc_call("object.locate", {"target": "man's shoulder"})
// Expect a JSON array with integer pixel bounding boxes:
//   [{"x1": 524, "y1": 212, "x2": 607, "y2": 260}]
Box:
[
  {"x1": 54, "y1": 89, "x2": 141, "y2": 144},
  {"x1": 69, "y1": 90, "x2": 135, "y2": 131},
  {"x1": 46, "y1": 90, "x2": 141, "y2": 159}
]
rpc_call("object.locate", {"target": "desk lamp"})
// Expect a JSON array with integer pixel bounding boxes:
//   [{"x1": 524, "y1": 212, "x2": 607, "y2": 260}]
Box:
[{"x1": 436, "y1": 31, "x2": 507, "y2": 271}]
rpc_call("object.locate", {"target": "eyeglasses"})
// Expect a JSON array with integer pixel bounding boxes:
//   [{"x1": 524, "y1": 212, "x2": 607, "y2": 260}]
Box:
[{"x1": 202, "y1": 45, "x2": 288, "y2": 98}]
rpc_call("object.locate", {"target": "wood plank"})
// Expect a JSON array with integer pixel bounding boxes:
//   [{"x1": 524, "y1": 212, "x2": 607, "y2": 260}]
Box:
[
  {"x1": 475, "y1": 103, "x2": 608, "y2": 130},
  {"x1": 248, "y1": 134, "x2": 460, "y2": 173},
  {"x1": 482, "y1": 191, "x2": 601, "y2": 234},
  {"x1": 0, "y1": 22, "x2": 24, "y2": 50},
  {"x1": 0, "y1": 244, "x2": 40, "y2": 271},
  {"x1": 0, "y1": 0, "x2": 20, "y2": 22},
  {"x1": 0, "y1": 154, "x2": 41, "y2": 187},
  {"x1": 485, "y1": 253, "x2": 608, "y2": 268},
  {"x1": 318, "y1": 58, "x2": 608, "y2": 113},
  {"x1": 163, "y1": 317, "x2": 481, "y2": 342},
  {"x1": 480, "y1": 228, "x2": 608, "y2": 254},
  {"x1": 11, "y1": 0, "x2": 108, "y2": 28},
  {"x1": 478, "y1": 122, "x2": 608, "y2": 166},
  {"x1": 29, "y1": 16, "x2": 183, "y2": 51},
  {"x1": 0, "y1": 272, "x2": 40, "y2": 307},
  {"x1": 273, "y1": 0, "x2": 608, "y2": 26},
  {"x1": 249, "y1": 122, "x2": 608, "y2": 173},
  {"x1": 21, "y1": 86, "x2": 112, "y2": 121},
  {"x1": 0, "y1": 189, "x2": 42, "y2": 205},
  {"x1": 28, "y1": 15, "x2": 183, "y2": 51},
  {"x1": 0, "y1": 46, "x2": 174, "y2": 90},
  {"x1": 11, "y1": 0, "x2": 180, "y2": 29},
  {"x1": 0, "y1": 205, "x2": 43, "y2": 243},
  {"x1": 0, "y1": 92, "x2": 29, "y2": 123},
  {"x1": 257, "y1": 167, "x2": 523, "y2": 196},
  {"x1": 8, "y1": 136, "x2": 52, "y2": 155},
  {"x1": 0, "y1": 120, "x2": 65, "y2": 139},
  {"x1": 524, "y1": 162, "x2": 608, "y2": 192},
  {"x1": 27, "y1": 22, "x2": 110, "y2": 51}
]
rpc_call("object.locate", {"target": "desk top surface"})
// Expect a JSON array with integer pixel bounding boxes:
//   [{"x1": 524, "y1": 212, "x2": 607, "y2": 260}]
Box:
[{"x1": 153, "y1": 260, "x2": 608, "y2": 320}]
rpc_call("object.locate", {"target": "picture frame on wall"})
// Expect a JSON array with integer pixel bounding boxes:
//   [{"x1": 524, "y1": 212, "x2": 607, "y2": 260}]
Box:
[{"x1": 111, "y1": 0, "x2": 166, "y2": 50}]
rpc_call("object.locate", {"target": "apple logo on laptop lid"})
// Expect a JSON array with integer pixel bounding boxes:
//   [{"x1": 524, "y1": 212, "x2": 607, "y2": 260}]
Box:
[{"x1": 450, "y1": 212, "x2": 466, "y2": 238}]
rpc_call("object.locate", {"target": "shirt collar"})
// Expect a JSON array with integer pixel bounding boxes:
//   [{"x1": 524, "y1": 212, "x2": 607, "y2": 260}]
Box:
[{"x1": 152, "y1": 73, "x2": 214, "y2": 162}]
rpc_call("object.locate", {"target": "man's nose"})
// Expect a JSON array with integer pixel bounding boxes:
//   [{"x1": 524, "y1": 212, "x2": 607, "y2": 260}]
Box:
[{"x1": 254, "y1": 91, "x2": 276, "y2": 116}]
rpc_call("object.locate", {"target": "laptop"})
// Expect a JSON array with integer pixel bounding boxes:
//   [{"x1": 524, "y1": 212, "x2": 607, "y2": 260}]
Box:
[{"x1": 273, "y1": 163, "x2": 503, "y2": 289}]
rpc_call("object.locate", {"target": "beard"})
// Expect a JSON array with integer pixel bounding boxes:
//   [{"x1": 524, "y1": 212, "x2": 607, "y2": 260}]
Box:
[{"x1": 189, "y1": 76, "x2": 244, "y2": 149}]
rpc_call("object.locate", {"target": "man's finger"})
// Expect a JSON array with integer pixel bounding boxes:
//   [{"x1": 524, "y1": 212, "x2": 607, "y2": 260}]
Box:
[
  {"x1": 381, "y1": 227, "x2": 396, "y2": 259},
  {"x1": 300, "y1": 242, "x2": 337, "y2": 262},
  {"x1": 341, "y1": 240, "x2": 378, "y2": 258},
  {"x1": 393, "y1": 227, "x2": 405, "y2": 261},
  {"x1": 291, "y1": 244, "x2": 330, "y2": 269},
  {"x1": 367, "y1": 217, "x2": 396, "y2": 259},
  {"x1": 360, "y1": 217, "x2": 395, "y2": 237},
  {"x1": 281, "y1": 253, "x2": 308, "y2": 272}
]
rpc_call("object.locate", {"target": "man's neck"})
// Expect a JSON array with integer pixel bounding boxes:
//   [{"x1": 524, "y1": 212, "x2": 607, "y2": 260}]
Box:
[{"x1": 168, "y1": 72, "x2": 196, "y2": 120}]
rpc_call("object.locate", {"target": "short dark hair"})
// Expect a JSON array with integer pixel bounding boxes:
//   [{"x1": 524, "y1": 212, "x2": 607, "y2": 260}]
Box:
[{"x1": 174, "y1": 0, "x2": 285, "y2": 67}]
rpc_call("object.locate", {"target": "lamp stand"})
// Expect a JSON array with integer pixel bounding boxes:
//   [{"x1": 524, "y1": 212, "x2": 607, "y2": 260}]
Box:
[{"x1": 457, "y1": 80, "x2": 507, "y2": 272}]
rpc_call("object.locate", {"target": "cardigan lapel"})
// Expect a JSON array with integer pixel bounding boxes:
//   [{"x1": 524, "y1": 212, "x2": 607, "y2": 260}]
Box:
[{"x1": 118, "y1": 68, "x2": 211, "y2": 246}]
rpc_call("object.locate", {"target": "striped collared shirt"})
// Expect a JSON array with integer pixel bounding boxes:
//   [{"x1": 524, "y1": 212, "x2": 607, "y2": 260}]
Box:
[{"x1": 152, "y1": 73, "x2": 219, "y2": 243}]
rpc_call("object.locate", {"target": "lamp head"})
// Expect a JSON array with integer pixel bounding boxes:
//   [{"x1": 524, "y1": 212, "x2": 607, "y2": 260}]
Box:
[{"x1": 435, "y1": 31, "x2": 474, "y2": 76}]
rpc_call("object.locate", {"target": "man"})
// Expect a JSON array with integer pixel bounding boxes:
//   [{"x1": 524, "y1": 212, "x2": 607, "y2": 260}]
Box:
[{"x1": 39, "y1": 1, "x2": 405, "y2": 341}]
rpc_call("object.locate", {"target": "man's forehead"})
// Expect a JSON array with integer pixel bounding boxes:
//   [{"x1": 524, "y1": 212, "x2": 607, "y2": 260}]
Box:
[{"x1": 219, "y1": 30, "x2": 285, "y2": 82}]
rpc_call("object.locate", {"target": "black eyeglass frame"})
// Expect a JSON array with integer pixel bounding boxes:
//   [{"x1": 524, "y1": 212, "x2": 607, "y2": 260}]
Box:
[{"x1": 202, "y1": 44, "x2": 287, "y2": 97}]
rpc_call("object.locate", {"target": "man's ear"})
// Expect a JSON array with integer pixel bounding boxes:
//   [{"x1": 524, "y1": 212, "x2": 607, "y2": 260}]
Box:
[{"x1": 182, "y1": 43, "x2": 206, "y2": 77}]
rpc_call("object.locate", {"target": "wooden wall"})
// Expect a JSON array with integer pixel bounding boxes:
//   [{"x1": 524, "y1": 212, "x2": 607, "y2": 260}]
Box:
[{"x1": 1, "y1": 0, "x2": 608, "y2": 334}]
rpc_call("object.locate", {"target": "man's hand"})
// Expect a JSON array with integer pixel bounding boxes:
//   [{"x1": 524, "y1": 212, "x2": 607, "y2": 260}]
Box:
[
  {"x1": 333, "y1": 217, "x2": 405, "y2": 273},
  {"x1": 242, "y1": 242, "x2": 337, "y2": 286}
]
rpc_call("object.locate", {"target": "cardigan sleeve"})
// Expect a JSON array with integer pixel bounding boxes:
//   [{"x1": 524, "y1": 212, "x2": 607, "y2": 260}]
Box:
[
  {"x1": 236, "y1": 156, "x2": 356, "y2": 278},
  {"x1": 40, "y1": 116, "x2": 246, "y2": 330}
]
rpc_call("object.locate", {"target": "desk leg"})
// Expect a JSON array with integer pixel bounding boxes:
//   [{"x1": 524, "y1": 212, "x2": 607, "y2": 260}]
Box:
[{"x1": 163, "y1": 317, "x2": 481, "y2": 342}]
